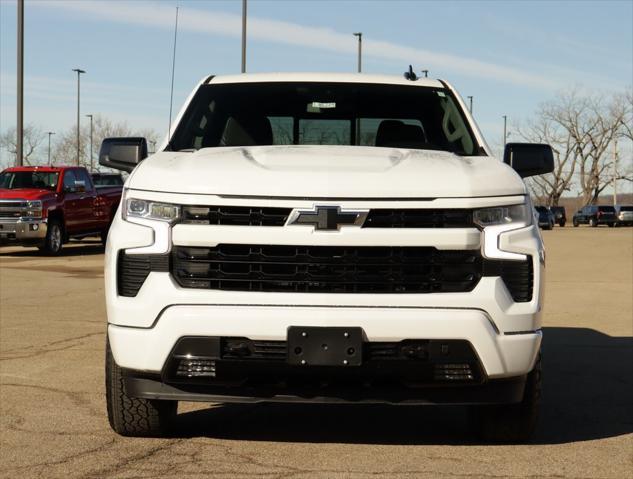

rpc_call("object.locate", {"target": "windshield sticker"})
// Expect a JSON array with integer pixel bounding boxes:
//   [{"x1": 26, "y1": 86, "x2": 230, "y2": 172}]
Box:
[{"x1": 311, "y1": 102, "x2": 336, "y2": 108}]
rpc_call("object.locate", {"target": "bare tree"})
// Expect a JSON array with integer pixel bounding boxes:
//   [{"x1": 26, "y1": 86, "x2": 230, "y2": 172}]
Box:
[
  {"x1": 0, "y1": 125, "x2": 45, "y2": 166},
  {"x1": 619, "y1": 89, "x2": 633, "y2": 141},
  {"x1": 516, "y1": 115, "x2": 577, "y2": 206},
  {"x1": 517, "y1": 89, "x2": 633, "y2": 205},
  {"x1": 52, "y1": 115, "x2": 161, "y2": 171}
]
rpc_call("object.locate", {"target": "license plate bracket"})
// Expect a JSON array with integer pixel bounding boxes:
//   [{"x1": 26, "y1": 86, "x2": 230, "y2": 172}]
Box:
[{"x1": 287, "y1": 326, "x2": 363, "y2": 366}]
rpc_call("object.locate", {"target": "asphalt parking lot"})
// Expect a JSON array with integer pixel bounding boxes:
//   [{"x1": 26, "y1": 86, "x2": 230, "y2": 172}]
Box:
[{"x1": 0, "y1": 227, "x2": 631, "y2": 479}]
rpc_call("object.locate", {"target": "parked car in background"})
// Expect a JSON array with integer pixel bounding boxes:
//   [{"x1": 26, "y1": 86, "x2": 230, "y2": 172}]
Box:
[
  {"x1": 534, "y1": 206, "x2": 554, "y2": 230},
  {"x1": 0, "y1": 166, "x2": 122, "y2": 254},
  {"x1": 549, "y1": 206, "x2": 566, "y2": 227},
  {"x1": 572, "y1": 205, "x2": 617, "y2": 227},
  {"x1": 92, "y1": 172, "x2": 124, "y2": 188},
  {"x1": 615, "y1": 205, "x2": 633, "y2": 226}
]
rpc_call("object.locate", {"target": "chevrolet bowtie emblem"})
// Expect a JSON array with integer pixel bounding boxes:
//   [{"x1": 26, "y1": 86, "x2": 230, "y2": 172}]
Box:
[{"x1": 288, "y1": 206, "x2": 368, "y2": 231}]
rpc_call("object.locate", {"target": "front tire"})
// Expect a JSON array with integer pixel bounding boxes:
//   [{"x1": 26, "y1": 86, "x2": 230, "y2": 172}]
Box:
[
  {"x1": 558, "y1": 220, "x2": 566, "y2": 227},
  {"x1": 40, "y1": 219, "x2": 63, "y2": 255},
  {"x1": 478, "y1": 354, "x2": 541, "y2": 443},
  {"x1": 106, "y1": 339, "x2": 176, "y2": 437}
]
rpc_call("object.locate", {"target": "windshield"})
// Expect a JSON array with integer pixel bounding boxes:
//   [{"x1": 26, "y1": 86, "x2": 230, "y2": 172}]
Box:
[
  {"x1": 598, "y1": 206, "x2": 616, "y2": 212},
  {"x1": 535, "y1": 206, "x2": 548, "y2": 213},
  {"x1": 619, "y1": 206, "x2": 633, "y2": 212},
  {"x1": 0, "y1": 171, "x2": 59, "y2": 190},
  {"x1": 169, "y1": 82, "x2": 482, "y2": 156}
]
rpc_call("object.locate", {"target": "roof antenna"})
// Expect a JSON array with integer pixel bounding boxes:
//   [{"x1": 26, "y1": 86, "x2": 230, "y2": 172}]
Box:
[
  {"x1": 168, "y1": 6, "x2": 180, "y2": 141},
  {"x1": 403, "y1": 65, "x2": 417, "y2": 81}
]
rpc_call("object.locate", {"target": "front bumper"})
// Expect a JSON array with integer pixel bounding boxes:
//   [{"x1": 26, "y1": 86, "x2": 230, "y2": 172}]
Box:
[
  {"x1": 109, "y1": 306, "x2": 542, "y2": 382},
  {"x1": 617, "y1": 213, "x2": 633, "y2": 224},
  {"x1": 105, "y1": 194, "x2": 545, "y2": 394},
  {"x1": 0, "y1": 219, "x2": 47, "y2": 244}
]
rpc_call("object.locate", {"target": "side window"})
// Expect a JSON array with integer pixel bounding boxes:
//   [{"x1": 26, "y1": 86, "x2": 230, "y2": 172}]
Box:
[
  {"x1": 63, "y1": 170, "x2": 76, "y2": 191},
  {"x1": 75, "y1": 169, "x2": 92, "y2": 189},
  {"x1": 438, "y1": 95, "x2": 475, "y2": 155}
]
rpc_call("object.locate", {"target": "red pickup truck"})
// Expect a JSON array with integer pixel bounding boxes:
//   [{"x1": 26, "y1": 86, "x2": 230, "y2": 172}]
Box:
[{"x1": 0, "y1": 165, "x2": 122, "y2": 254}]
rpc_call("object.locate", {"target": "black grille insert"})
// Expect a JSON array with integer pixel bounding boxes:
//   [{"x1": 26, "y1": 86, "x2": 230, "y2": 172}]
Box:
[
  {"x1": 118, "y1": 248, "x2": 533, "y2": 301},
  {"x1": 182, "y1": 206, "x2": 291, "y2": 226},
  {"x1": 171, "y1": 244, "x2": 483, "y2": 294},
  {"x1": 179, "y1": 206, "x2": 474, "y2": 228},
  {"x1": 364, "y1": 209, "x2": 472, "y2": 228},
  {"x1": 484, "y1": 259, "x2": 534, "y2": 302},
  {"x1": 117, "y1": 252, "x2": 169, "y2": 297}
]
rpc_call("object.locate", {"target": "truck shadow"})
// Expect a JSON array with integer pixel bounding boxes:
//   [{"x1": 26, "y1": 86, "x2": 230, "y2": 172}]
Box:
[{"x1": 173, "y1": 327, "x2": 632, "y2": 445}]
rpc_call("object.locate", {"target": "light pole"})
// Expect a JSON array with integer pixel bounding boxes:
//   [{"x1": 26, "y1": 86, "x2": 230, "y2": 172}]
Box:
[
  {"x1": 85, "y1": 114, "x2": 93, "y2": 171},
  {"x1": 47, "y1": 132, "x2": 55, "y2": 165},
  {"x1": 241, "y1": 0, "x2": 247, "y2": 73},
  {"x1": 353, "y1": 32, "x2": 362, "y2": 73},
  {"x1": 72, "y1": 68, "x2": 86, "y2": 166},
  {"x1": 421, "y1": 69, "x2": 429, "y2": 78},
  {"x1": 467, "y1": 96, "x2": 473, "y2": 114},
  {"x1": 17, "y1": 0, "x2": 24, "y2": 166}
]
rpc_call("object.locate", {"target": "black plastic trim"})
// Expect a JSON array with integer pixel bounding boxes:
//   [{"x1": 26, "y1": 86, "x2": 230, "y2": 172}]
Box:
[{"x1": 123, "y1": 374, "x2": 526, "y2": 405}]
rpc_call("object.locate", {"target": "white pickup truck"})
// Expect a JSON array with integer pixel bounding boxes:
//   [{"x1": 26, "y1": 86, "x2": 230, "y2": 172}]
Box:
[{"x1": 100, "y1": 73, "x2": 553, "y2": 441}]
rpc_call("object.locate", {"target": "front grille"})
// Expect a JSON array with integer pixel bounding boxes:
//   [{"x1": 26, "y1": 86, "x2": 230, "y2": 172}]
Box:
[
  {"x1": 179, "y1": 206, "x2": 474, "y2": 228},
  {"x1": 0, "y1": 201, "x2": 27, "y2": 208},
  {"x1": 117, "y1": 252, "x2": 169, "y2": 297},
  {"x1": 118, "y1": 248, "x2": 533, "y2": 301},
  {"x1": 0, "y1": 200, "x2": 27, "y2": 219},
  {"x1": 182, "y1": 206, "x2": 291, "y2": 226},
  {"x1": 171, "y1": 244, "x2": 483, "y2": 294},
  {"x1": 363, "y1": 209, "x2": 472, "y2": 228}
]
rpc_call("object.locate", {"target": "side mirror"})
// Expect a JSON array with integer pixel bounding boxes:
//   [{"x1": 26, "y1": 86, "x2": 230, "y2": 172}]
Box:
[
  {"x1": 99, "y1": 137, "x2": 148, "y2": 173},
  {"x1": 503, "y1": 143, "x2": 554, "y2": 178}
]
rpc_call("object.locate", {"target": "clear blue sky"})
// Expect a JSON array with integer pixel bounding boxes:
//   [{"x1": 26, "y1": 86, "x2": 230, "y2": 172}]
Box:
[{"x1": 1, "y1": 0, "x2": 631, "y2": 163}]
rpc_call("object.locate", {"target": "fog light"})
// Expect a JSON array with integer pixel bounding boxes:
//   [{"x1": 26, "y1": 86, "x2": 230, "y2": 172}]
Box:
[
  {"x1": 175, "y1": 357, "x2": 216, "y2": 378},
  {"x1": 30, "y1": 224, "x2": 39, "y2": 231},
  {"x1": 434, "y1": 363, "x2": 474, "y2": 381}
]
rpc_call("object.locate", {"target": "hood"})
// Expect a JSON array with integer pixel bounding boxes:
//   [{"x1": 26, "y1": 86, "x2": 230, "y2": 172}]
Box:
[
  {"x1": 0, "y1": 188, "x2": 57, "y2": 201},
  {"x1": 128, "y1": 146, "x2": 526, "y2": 198}
]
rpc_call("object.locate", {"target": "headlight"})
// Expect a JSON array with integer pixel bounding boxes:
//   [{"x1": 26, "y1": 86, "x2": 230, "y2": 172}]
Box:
[
  {"x1": 473, "y1": 204, "x2": 531, "y2": 228},
  {"x1": 24, "y1": 200, "x2": 42, "y2": 218},
  {"x1": 123, "y1": 198, "x2": 180, "y2": 223}
]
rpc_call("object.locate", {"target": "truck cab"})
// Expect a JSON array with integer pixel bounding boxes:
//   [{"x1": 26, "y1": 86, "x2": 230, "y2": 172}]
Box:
[{"x1": 100, "y1": 73, "x2": 553, "y2": 441}]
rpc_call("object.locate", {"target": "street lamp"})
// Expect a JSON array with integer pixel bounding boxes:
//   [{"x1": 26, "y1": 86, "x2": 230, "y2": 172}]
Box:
[
  {"x1": 421, "y1": 69, "x2": 429, "y2": 78},
  {"x1": 467, "y1": 96, "x2": 473, "y2": 114},
  {"x1": 17, "y1": 0, "x2": 24, "y2": 166},
  {"x1": 46, "y1": 131, "x2": 55, "y2": 165},
  {"x1": 241, "y1": 0, "x2": 247, "y2": 73},
  {"x1": 502, "y1": 115, "x2": 508, "y2": 147},
  {"x1": 353, "y1": 32, "x2": 362, "y2": 73},
  {"x1": 85, "y1": 114, "x2": 93, "y2": 171},
  {"x1": 72, "y1": 68, "x2": 86, "y2": 166}
]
